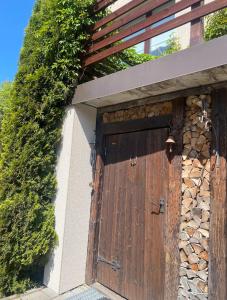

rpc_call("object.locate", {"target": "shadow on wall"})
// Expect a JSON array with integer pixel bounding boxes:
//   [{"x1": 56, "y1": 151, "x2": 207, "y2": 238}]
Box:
[
  {"x1": 75, "y1": 104, "x2": 97, "y2": 170},
  {"x1": 43, "y1": 104, "x2": 97, "y2": 293}
]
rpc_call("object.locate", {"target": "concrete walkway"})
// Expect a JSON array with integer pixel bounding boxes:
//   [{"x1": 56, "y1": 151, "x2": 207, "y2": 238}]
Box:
[
  {"x1": 1, "y1": 283, "x2": 126, "y2": 300},
  {"x1": 1, "y1": 285, "x2": 91, "y2": 300}
]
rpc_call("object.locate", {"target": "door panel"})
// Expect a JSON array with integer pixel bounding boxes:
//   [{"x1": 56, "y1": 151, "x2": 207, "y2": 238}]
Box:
[{"x1": 97, "y1": 128, "x2": 169, "y2": 300}]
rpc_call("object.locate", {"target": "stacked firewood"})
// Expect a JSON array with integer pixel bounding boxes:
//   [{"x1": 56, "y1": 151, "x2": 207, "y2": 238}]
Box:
[{"x1": 178, "y1": 95, "x2": 211, "y2": 300}]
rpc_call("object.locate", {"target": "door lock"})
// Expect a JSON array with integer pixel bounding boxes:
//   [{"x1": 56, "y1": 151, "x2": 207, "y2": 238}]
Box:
[
  {"x1": 159, "y1": 198, "x2": 165, "y2": 213},
  {"x1": 149, "y1": 198, "x2": 165, "y2": 214}
]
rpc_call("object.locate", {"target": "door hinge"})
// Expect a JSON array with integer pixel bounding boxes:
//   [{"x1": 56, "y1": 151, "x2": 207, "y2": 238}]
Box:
[{"x1": 97, "y1": 256, "x2": 121, "y2": 271}]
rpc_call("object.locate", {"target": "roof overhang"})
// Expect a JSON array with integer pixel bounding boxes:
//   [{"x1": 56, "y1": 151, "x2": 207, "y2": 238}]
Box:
[{"x1": 73, "y1": 35, "x2": 227, "y2": 108}]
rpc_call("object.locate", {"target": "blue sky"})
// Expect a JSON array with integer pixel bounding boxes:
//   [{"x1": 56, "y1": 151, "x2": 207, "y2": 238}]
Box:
[{"x1": 0, "y1": 0, "x2": 35, "y2": 83}]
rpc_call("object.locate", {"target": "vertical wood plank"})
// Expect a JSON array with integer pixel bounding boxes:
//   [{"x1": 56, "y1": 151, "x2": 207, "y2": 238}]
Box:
[
  {"x1": 86, "y1": 108, "x2": 183, "y2": 298},
  {"x1": 164, "y1": 98, "x2": 184, "y2": 300},
  {"x1": 85, "y1": 114, "x2": 104, "y2": 284},
  {"x1": 190, "y1": 1, "x2": 204, "y2": 46},
  {"x1": 209, "y1": 88, "x2": 227, "y2": 300},
  {"x1": 95, "y1": 128, "x2": 170, "y2": 300},
  {"x1": 144, "y1": 128, "x2": 168, "y2": 300}
]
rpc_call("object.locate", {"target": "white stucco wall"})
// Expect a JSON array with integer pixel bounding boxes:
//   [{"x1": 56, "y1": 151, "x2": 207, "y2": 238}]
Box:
[{"x1": 44, "y1": 104, "x2": 97, "y2": 294}]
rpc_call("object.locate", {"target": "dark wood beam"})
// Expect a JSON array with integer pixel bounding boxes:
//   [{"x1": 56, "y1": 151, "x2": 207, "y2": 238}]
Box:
[
  {"x1": 209, "y1": 88, "x2": 227, "y2": 300},
  {"x1": 164, "y1": 98, "x2": 184, "y2": 300},
  {"x1": 85, "y1": 115, "x2": 105, "y2": 284},
  {"x1": 190, "y1": 1, "x2": 204, "y2": 46},
  {"x1": 101, "y1": 114, "x2": 172, "y2": 135}
]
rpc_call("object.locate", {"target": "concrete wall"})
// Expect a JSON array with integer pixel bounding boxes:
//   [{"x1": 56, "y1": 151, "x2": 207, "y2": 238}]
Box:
[{"x1": 44, "y1": 105, "x2": 97, "y2": 294}]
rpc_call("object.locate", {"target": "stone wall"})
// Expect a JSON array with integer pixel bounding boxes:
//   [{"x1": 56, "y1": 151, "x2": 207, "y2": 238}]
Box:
[
  {"x1": 178, "y1": 95, "x2": 211, "y2": 300},
  {"x1": 102, "y1": 101, "x2": 172, "y2": 123}
]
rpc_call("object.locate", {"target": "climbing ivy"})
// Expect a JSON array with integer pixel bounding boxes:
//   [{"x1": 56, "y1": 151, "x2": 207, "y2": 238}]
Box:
[
  {"x1": 0, "y1": 0, "x2": 96, "y2": 295},
  {"x1": 0, "y1": 0, "x2": 154, "y2": 296}
]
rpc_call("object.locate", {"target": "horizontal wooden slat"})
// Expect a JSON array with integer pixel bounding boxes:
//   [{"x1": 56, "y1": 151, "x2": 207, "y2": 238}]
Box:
[
  {"x1": 101, "y1": 114, "x2": 172, "y2": 135},
  {"x1": 93, "y1": 0, "x2": 168, "y2": 41},
  {"x1": 95, "y1": 0, "x2": 117, "y2": 12},
  {"x1": 94, "y1": 0, "x2": 147, "y2": 30},
  {"x1": 84, "y1": 0, "x2": 227, "y2": 66},
  {"x1": 90, "y1": 0, "x2": 201, "y2": 53}
]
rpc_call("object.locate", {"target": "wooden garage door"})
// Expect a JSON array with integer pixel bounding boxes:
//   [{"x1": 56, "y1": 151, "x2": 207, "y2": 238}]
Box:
[{"x1": 96, "y1": 128, "x2": 169, "y2": 300}]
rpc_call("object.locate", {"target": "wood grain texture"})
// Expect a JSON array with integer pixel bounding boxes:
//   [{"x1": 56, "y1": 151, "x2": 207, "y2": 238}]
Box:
[
  {"x1": 190, "y1": 1, "x2": 204, "y2": 46},
  {"x1": 101, "y1": 114, "x2": 171, "y2": 135},
  {"x1": 85, "y1": 115, "x2": 105, "y2": 284},
  {"x1": 87, "y1": 105, "x2": 184, "y2": 298},
  {"x1": 164, "y1": 98, "x2": 184, "y2": 300},
  {"x1": 97, "y1": 128, "x2": 169, "y2": 300},
  {"x1": 209, "y1": 88, "x2": 227, "y2": 300}
]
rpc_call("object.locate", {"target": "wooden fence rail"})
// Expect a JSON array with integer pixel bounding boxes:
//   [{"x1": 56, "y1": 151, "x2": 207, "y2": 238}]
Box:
[{"x1": 84, "y1": 0, "x2": 227, "y2": 66}]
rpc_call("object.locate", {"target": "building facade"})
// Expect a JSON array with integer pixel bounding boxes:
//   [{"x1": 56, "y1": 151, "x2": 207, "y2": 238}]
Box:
[{"x1": 44, "y1": 1, "x2": 227, "y2": 299}]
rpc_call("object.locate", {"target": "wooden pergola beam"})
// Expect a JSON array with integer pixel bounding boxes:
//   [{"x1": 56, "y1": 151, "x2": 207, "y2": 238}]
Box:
[
  {"x1": 93, "y1": 0, "x2": 168, "y2": 41},
  {"x1": 84, "y1": 0, "x2": 227, "y2": 66},
  {"x1": 89, "y1": 0, "x2": 201, "y2": 53}
]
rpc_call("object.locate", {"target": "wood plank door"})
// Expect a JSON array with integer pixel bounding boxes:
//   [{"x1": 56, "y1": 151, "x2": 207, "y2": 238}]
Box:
[{"x1": 96, "y1": 128, "x2": 170, "y2": 300}]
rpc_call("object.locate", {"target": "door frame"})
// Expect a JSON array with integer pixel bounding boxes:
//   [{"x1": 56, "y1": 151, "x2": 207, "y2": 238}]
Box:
[{"x1": 86, "y1": 99, "x2": 184, "y2": 300}]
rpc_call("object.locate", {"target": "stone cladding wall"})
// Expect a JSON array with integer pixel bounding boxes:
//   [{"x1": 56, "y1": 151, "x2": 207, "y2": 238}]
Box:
[
  {"x1": 178, "y1": 95, "x2": 211, "y2": 300},
  {"x1": 102, "y1": 101, "x2": 172, "y2": 123}
]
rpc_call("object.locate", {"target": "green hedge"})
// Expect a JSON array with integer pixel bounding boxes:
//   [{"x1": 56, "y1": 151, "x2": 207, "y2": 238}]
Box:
[
  {"x1": 0, "y1": 0, "x2": 97, "y2": 295},
  {"x1": 0, "y1": 0, "x2": 154, "y2": 296}
]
